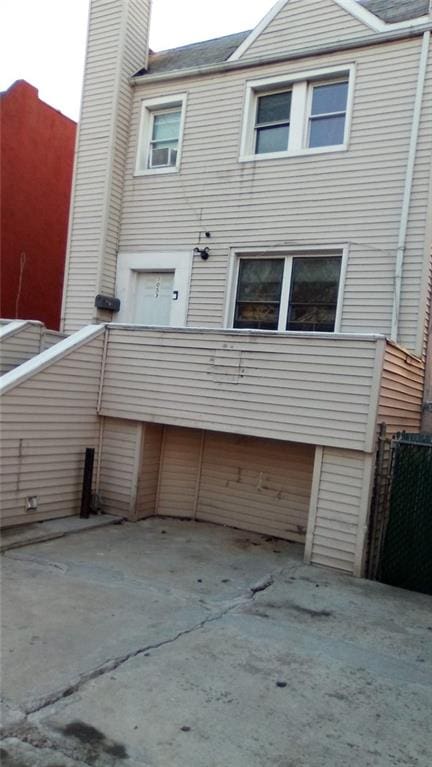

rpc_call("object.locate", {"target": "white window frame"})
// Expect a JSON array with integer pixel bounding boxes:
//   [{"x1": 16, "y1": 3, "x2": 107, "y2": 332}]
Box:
[
  {"x1": 224, "y1": 245, "x2": 349, "y2": 333},
  {"x1": 239, "y1": 64, "x2": 355, "y2": 162},
  {"x1": 135, "y1": 93, "x2": 187, "y2": 176}
]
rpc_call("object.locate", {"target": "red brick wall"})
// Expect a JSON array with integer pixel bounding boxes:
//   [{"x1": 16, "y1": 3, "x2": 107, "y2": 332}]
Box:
[{"x1": 1, "y1": 81, "x2": 76, "y2": 329}]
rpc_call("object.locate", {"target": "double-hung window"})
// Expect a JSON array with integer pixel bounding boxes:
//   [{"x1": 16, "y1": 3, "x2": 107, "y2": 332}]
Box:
[
  {"x1": 307, "y1": 80, "x2": 348, "y2": 148},
  {"x1": 149, "y1": 108, "x2": 181, "y2": 168},
  {"x1": 254, "y1": 90, "x2": 292, "y2": 154},
  {"x1": 135, "y1": 94, "x2": 187, "y2": 175},
  {"x1": 232, "y1": 253, "x2": 343, "y2": 332},
  {"x1": 240, "y1": 65, "x2": 353, "y2": 160}
]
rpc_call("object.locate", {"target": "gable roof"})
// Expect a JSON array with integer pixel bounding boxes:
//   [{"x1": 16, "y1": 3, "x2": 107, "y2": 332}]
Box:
[
  {"x1": 360, "y1": 1, "x2": 430, "y2": 23},
  {"x1": 135, "y1": 1, "x2": 430, "y2": 78},
  {"x1": 136, "y1": 31, "x2": 251, "y2": 77}
]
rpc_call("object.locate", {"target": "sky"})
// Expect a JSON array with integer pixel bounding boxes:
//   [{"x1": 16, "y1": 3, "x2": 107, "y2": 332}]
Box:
[{"x1": 0, "y1": 0, "x2": 275, "y2": 122}]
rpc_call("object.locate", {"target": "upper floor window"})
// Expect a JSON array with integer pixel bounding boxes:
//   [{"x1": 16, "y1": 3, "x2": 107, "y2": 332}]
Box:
[
  {"x1": 135, "y1": 94, "x2": 187, "y2": 175},
  {"x1": 308, "y1": 81, "x2": 349, "y2": 148},
  {"x1": 240, "y1": 65, "x2": 353, "y2": 161},
  {"x1": 231, "y1": 253, "x2": 343, "y2": 332},
  {"x1": 255, "y1": 90, "x2": 292, "y2": 154},
  {"x1": 149, "y1": 108, "x2": 181, "y2": 168}
]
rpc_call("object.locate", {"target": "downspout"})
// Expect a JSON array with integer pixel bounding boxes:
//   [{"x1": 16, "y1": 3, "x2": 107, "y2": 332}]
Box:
[{"x1": 391, "y1": 31, "x2": 430, "y2": 342}]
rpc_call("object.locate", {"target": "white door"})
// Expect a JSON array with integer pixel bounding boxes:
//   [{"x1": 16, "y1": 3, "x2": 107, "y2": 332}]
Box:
[
  {"x1": 133, "y1": 271, "x2": 174, "y2": 325},
  {"x1": 116, "y1": 252, "x2": 193, "y2": 326}
]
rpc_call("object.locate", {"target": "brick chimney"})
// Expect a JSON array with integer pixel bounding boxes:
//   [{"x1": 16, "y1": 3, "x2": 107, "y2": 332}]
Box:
[{"x1": 61, "y1": 0, "x2": 151, "y2": 333}]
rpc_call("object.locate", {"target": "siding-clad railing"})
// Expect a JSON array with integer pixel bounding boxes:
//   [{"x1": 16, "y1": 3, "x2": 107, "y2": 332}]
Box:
[
  {"x1": 0, "y1": 320, "x2": 67, "y2": 375},
  {"x1": 0, "y1": 325, "x2": 104, "y2": 527},
  {"x1": 99, "y1": 326, "x2": 386, "y2": 452}
]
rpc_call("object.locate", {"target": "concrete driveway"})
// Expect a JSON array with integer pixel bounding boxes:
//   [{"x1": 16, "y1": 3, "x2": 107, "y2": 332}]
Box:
[{"x1": 1, "y1": 518, "x2": 431, "y2": 767}]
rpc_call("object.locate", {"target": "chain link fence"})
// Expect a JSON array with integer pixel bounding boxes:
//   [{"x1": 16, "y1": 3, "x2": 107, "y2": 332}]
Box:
[
  {"x1": 379, "y1": 432, "x2": 432, "y2": 595},
  {"x1": 367, "y1": 429, "x2": 432, "y2": 595}
]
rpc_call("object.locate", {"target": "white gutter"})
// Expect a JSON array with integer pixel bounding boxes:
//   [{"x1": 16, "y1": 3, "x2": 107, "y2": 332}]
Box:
[
  {"x1": 391, "y1": 31, "x2": 430, "y2": 342},
  {"x1": 132, "y1": 25, "x2": 432, "y2": 87}
]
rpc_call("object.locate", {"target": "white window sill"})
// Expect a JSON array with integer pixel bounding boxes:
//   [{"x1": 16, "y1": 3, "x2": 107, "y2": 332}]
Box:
[
  {"x1": 134, "y1": 166, "x2": 180, "y2": 177},
  {"x1": 238, "y1": 144, "x2": 347, "y2": 163}
]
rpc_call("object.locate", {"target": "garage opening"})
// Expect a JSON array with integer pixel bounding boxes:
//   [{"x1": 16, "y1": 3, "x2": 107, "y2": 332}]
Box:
[{"x1": 146, "y1": 425, "x2": 315, "y2": 545}]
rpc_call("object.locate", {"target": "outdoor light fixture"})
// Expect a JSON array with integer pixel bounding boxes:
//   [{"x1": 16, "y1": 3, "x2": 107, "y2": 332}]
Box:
[{"x1": 193, "y1": 246, "x2": 210, "y2": 260}]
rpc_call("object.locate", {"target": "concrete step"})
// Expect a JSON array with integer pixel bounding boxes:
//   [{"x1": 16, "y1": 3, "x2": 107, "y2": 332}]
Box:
[{"x1": 0, "y1": 514, "x2": 123, "y2": 553}]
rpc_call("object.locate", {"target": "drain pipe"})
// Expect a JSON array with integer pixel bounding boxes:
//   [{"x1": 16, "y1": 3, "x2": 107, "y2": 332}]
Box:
[{"x1": 391, "y1": 31, "x2": 430, "y2": 343}]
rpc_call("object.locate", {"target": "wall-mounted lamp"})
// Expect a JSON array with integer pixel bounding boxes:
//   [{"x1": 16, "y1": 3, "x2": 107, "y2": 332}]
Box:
[{"x1": 193, "y1": 246, "x2": 210, "y2": 260}]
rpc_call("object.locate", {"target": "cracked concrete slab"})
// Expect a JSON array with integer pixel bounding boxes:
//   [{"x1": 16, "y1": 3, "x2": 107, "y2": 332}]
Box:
[
  {"x1": 1, "y1": 519, "x2": 293, "y2": 712},
  {"x1": 31, "y1": 612, "x2": 432, "y2": 767},
  {"x1": 1, "y1": 518, "x2": 432, "y2": 766}
]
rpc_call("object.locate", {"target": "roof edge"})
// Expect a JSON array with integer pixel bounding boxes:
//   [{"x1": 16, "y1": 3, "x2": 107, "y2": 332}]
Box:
[{"x1": 132, "y1": 23, "x2": 431, "y2": 85}]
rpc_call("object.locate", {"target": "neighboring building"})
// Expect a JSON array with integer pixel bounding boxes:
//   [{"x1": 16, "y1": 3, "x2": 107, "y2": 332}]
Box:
[
  {"x1": 1, "y1": 1, "x2": 431, "y2": 579},
  {"x1": 0, "y1": 80, "x2": 76, "y2": 329}
]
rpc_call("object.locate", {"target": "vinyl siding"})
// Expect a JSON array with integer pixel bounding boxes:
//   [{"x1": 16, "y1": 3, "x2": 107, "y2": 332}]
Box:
[
  {"x1": 0, "y1": 323, "x2": 42, "y2": 374},
  {"x1": 42, "y1": 330, "x2": 68, "y2": 350},
  {"x1": 136, "y1": 422, "x2": 163, "y2": 518},
  {"x1": 377, "y1": 342, "x2": 425, "y2": 435},
  {"x1": 99, "y1": 327, "x2": 383, "y2": 451},
  {"x1": 119, "y1": 36, "x2": 431, "y2": 353},
  {"x1": 62, "y1": 0, "x2": 151, "y2": 333},
  {"x1": 0, "y1": 329, "x2": 104, "y2": 527},
  {"x1": 0, "y1": 323, "x2": 67, "y2": 374},
  {"x1": 309, "y1": 447, "x2": 373, "y2": 574},
  {"x1": 157, "y1": 426, "x2": 202, "y2": 518},
  {"x1": 423, "y1": 260, "x2": 432, "y2": 431},
  {"x1": 98, "y1": 417, "x2": 141, "y2": 517},
  {"x1": 401, "y1": 42, "x2": 432, "y2": 352},
  {"x1": 238, "y1": 0, "x2": 371, "y2": 62}
]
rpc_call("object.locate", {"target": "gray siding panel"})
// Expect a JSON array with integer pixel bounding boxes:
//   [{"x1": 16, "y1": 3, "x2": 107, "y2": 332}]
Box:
[
  {"x1": 310, "y1": 447, "x2": 371, "y2": 573},
  {"x1": 157, "y1": 426, "x2": 202, "y2": 518},
  {"x1": 377, "y1": 342, "x2": 424, "y2": 434},
  {"x1": 0, "y1": 325, "x2": 42, "y2": 374},
  {"x1": 63, "y1": 0, "x2": 151, "y2": 332},
  {"x1": 239, "y1": 0, "x2": 371, "y2": 61},
  {"x1": 119, "y1": 37, "x2": 431, "y2": 352},
  {"x1": 100, "y1": 327, "x2": 381, "y2": 450},
  {"x1": 0, "y1": 330, "x2": 104, "y2": 527},
  {"x1": 98, "y1": 417, "x2": 141, "y2": 517},
  {"x1": 136, "y1": 423, "x2": 163, "y2": 519}
]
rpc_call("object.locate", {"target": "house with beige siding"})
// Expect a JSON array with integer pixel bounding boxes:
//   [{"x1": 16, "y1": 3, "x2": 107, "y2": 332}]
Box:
[{"x1": 1, "y1": 0, "x2": 431, "y2": 577}]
